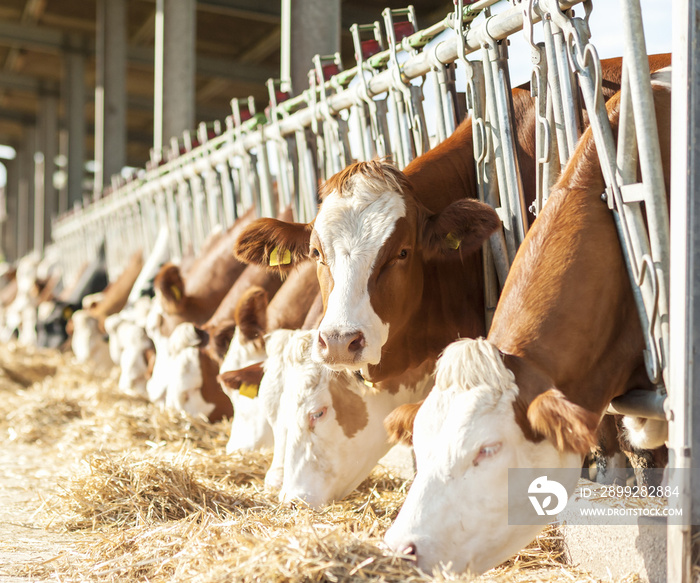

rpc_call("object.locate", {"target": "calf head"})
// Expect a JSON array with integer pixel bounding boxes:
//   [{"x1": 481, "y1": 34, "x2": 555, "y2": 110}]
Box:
[
  {"x1": 71, "y1": 309, "x2": 110, "y2": 368},
  {"x1": 385, "y1": 338, "x2": 598, "y2": 575},
  {"x1": 117, "y1": 320, "x2": 154, "y2": 395},
  {"x1": 219, "y1": 286, "x2": 269, "y2": 373},
  {"x1": 218, "y1": 362, "x2": 272, "y2": 452},
  {"x1": 235, "y1": 160, "x2": 499, "y2": 374}
]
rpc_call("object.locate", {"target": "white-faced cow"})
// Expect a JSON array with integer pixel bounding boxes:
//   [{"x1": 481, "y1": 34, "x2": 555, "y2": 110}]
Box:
[
  {"x1": 383, "y1": 71, "x2": 672, "y2": 575},
  {"x1": 218, "y1": 260, "x2": 319, "y2": 453}
]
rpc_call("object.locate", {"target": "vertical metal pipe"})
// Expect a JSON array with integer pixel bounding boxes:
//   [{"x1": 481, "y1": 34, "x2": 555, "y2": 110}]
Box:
[
  {"x1": 668, "y1": 1, "x2": 699, "y2": 581},
  {"x1": 153, "y1": 0, "x2": 165, "y2": 151},
  {"x1": 66, "y1": 49, "x2": 85, "y2": 210}
]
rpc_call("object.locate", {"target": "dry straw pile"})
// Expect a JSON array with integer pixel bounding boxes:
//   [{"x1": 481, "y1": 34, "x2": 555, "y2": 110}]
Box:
[{"x1": 0, "y1": 342, "x2": 646, "y2": 582}]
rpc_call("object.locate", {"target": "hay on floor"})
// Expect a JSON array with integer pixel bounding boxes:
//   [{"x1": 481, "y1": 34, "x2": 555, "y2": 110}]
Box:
[{"x1": 0, "y1": 342, "x2": 658, "y2": 583}]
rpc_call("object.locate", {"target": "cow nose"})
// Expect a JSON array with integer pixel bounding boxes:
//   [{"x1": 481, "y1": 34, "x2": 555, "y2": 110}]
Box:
[{"x1": 317, "y1": 330, "x2": 365, "y2": 362}]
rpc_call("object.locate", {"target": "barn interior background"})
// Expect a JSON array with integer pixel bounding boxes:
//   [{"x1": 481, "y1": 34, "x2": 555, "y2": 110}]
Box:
[{"x1": 0, "y1": 0, "x2": 697, "y2": 582}]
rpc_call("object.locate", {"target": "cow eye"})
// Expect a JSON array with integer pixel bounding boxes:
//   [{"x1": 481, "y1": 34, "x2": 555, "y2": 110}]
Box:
[
  {"x1": 398, "y1": 249, "x2": 409, "y2": 260},
  {"x1": 310, "y1": 248, "x2": 320, "y2": 260},
  {"x1": 308, "y1": 406, "x2": 328, "y2": 429},
  {"x1": 473, "y1": 442, "x2": 502, "y2": 467}
]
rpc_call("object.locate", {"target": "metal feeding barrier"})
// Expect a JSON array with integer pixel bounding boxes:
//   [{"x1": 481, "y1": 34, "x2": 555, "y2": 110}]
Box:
[{"x1": 51, "y1": 0, "x2": 669, "y2": 421}]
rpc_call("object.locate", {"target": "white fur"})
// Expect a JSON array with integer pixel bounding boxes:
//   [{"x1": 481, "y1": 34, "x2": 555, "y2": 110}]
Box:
[
  {"x1": 385, "y1": 338, "x2": 582, "y2": 575},
  {"x1": 265, "y1": 329, "x2": 432, "y2": 508},
  {"x1": 145, "y1": 300, "x2": 171, "y2": 404},
  {"x1": 220, "y1": 326, "x2": 267, "y2": 377},
  {"x1": 311, "y1": 174, "x2": 406, "y2": 369},
  {"x1": 71, "y1": 309, "x2": 112, "y2": 372},
  {"x1": 117, "y1": 320, "x2": 153, "y2": 395},
  {"x1": 220, "y1": 326, "x2": 274, "y2": 454},
  {"x1": 622, "y1": 416, "x2": 668, "y2": 450},
  {"x1": 164, "y1": 323, "x2": 214, "y2": 418}
]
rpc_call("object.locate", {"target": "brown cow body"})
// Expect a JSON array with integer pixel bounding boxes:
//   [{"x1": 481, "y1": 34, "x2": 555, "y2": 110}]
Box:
[{"x1": 384, "y1": 69, "x2": 672, "y2": 575}]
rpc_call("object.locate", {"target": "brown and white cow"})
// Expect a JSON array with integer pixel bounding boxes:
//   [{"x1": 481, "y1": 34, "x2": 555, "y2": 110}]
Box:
[
  {"x1": 145, "y1": 209, "x2": 257, "y2": 405},
  {"x1": 162, "y1": 260, "x2": 286, "y2": 423},
  {"x1": 383, "y1": 71, "x2": 672, "y2": 575},
  {"x1": 217, "y1": 261, "x2": 319, "y2": 453},
  {"x1": 71, "y1": 250, "x2": 144, "y2": 370}
]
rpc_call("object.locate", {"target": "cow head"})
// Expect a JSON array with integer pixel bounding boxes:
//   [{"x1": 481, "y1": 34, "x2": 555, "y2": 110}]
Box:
[
  {"x1": 218, "y1": 362, "x2": 272, "y2": 453},
  {"x1": 218, "y1": 286, "x2": 269, "y2": 374},
  {"x1": 165, "y1": 322, "x2": 215, "y2": 418},
  {"x1": 384, "y1": 338, "x2": 598, "y2": 574},
  {"x1": 235, "y1": 160, "x2": 499, "y2": 375},
  {"x1": 70, "y1": 309, "x2": 111, "y2": 370},
  {"x1": 117, "y1": 320, "x2": 154, "y2": 396},
  {"x1": 262, "y1": 329, "x2": 431, "y2": 509}
]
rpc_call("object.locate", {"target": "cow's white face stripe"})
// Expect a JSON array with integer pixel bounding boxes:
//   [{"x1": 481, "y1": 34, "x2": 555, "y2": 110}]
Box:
[
  {"x1": 384, "y1": 339, "x2": 581, "y2": 574},
  {"x1": 312, "y1": 185, "x2": 405, "y2": 368}
]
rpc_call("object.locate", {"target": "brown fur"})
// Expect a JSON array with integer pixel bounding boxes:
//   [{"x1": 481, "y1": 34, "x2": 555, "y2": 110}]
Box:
[
  {"x1": 152, "y1": 208, "x2": 258, "y2": 337},
  {"x1": 234, "y1": 286, "x2": 268, "y2": 343},
  {"x1": 207, "y1": 320, "x2": 238, "y2": 362},
  {"x1": 265, "y1": 261, "x2": 319, "y2": 331},
  {"x1": 87, "y1": 250, "x2": 144, "y2": 333},
  {"x1": 329, "y1": 375, "x2": 369, "y2": 439},
  {"x1": 489, "y1": 66, "x2": 671, "y2": 456},
  {"x1": 218, "y1": 361, "x2": 265, "y2": 392},
  {"x1": 230, "y1": 54, "x2": 671, "y2": 407},
  {"x1": 198, "y1": 351, "x2": 233, "y2": 422},
  {"x1": 527, "y1": 389, "x2": 600, "y2": 455},
  {"x1": 384, "y1": 401, "x2": 424, "y2": 446},
  {"x1": 234, "y1": 218, "x2": 313, "y2": 275},
  {"x1": 154, "y1": 263, "x2": 187, "y2": 314},
  {"x1": 301, "y1": 292, "x2": 324, "y2": 330}
]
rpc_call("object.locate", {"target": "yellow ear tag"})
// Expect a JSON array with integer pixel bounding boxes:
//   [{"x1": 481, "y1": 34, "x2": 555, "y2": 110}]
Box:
[
  {"x1": 170, "y1": 285, "x2": 182, "y2": 301},
  {"x1": 239, "y1": 382, "x2": 259, "y2": 399},
  {"x1": 62, "y1": 306, "x2": 73, "y2": 320},
  {"x1": 269, "y1": 247, "x2": 291, "y2": 267},
  {"x1": 363, "y1": 378, "x2": 374, "y2": 388},
  {"x1": 446, "y1": 232, "x2": 462, "y2": 250}
]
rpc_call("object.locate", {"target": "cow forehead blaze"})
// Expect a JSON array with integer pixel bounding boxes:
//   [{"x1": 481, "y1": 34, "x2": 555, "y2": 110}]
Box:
[{"x1": 312, "y1": 187, "x2": 407, "y2": 262}]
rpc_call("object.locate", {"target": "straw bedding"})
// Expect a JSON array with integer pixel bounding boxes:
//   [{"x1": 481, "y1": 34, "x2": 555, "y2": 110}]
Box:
[{"x1": 0, "y1": 341, "x2": 664, "y2": 582}]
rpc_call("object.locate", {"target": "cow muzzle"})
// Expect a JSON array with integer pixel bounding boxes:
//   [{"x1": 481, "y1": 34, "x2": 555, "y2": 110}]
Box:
[{"x1": 314, "y1": 329, "x2": 365, "y2": 367}]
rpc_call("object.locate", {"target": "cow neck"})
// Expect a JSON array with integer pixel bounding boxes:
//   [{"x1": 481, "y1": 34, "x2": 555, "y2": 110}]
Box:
[
  {"x1": 402, "y1": 120, "x2": 476, "y2": 214},
  {"x1": 487, "y1": 134, "x2": 649, "y2": 431},
  {"x1": 365, "y1": 245, "x2": 486, "y2": 387}
]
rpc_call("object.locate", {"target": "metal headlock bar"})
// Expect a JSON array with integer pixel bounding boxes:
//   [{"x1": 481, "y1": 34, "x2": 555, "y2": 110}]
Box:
[{"x1": 50, "y1": 0, "x2": 671, "y2": 420}]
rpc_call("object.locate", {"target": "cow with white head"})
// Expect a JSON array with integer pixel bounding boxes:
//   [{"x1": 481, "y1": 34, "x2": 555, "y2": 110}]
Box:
[
  {"x1": 384, "y1": 338, "x2": 590, "y2": 574},
  {"x1": 261, "y1": 329, "x2": 432, "y2": 508}
]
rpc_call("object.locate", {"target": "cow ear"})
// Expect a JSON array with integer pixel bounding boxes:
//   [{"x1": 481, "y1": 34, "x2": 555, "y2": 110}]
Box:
[
  {"x1": 384, "y1": 400, "x2": 424, "y2": 446},
  {"x1": 208, "y1": 320, "x2": 238, "y2": 361},
  {"x1": 234, "y1": 218, "x2": 312, "y2": 273},
  {"x1": 422, "y1": 199, "x2": 500, "y2": 260},
  {"x1": 217, "y1": 361, "x2": 265, "y2": 396},
  {"x1": 235, "y1": 286, "x2": 268, "y2": 342},
  {"x1": 526, "y1": 389, "x2": 600, "y2": 456},
  {"x1": 154, "y1": 263, "x2": 186, "y2": 312}
]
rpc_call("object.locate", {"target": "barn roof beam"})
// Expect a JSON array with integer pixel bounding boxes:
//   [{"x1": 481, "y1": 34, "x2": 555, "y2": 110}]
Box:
[{"x1": 0, "y1": 21, "x2": 275, "y2": 83}]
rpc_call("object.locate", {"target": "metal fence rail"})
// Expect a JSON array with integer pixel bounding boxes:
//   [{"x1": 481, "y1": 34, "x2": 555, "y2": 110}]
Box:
[{"x1": 52, "y1": 0, "x2": 670, "y2": 413}]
